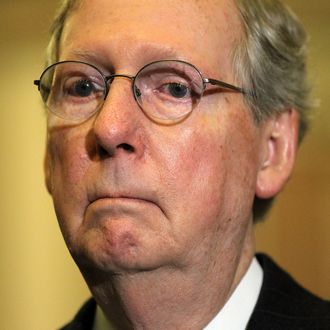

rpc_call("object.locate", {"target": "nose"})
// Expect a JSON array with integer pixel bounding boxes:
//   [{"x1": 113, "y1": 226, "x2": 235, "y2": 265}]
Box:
[{"x1": 92, "y1": 77, "x2": 146, "y2": 159}]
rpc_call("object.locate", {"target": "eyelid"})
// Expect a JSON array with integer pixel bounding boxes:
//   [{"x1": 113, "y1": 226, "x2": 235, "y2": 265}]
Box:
[{"x1": 63, "y1": 75, "x2": 103, "y2": 87}]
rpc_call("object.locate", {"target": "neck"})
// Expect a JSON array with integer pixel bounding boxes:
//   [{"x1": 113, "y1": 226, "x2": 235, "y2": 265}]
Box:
[{"x1": 83, "y1": 223, "x2": 255, "y2": 330}]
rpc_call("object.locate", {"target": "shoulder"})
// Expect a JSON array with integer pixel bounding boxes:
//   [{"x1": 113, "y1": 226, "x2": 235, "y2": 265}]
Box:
[
  {"x1": 59, "y1": 298, "x2": 96, "y2": 330},
  {"x1": 247, "y1": 253, "x2": 330, "y2": 329}
]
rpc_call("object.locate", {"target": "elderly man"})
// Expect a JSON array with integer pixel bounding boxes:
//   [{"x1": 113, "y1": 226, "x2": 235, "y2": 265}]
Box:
[{"x1": 34, "y1": 0, "x2": 329, "y2": 329}]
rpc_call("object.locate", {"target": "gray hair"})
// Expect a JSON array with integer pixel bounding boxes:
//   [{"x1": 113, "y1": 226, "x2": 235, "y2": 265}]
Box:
[
  {"x1": 233, "y1": 0, "x2": 311, "y2": 143},
  {"x1": 232, "y1": 0, "x2": 311, "y2": 220},
  {"x1": 46, "y1": 0, "x2": 80, "y2": 67},
  {"x1": 46, "y1": 0, "x2": 312, "y2": 220}
]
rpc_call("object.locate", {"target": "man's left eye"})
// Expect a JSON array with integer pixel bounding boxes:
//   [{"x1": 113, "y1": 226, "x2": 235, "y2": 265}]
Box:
[{"x1": 166, "y1": 83, "x2": 189, "y2": 98}]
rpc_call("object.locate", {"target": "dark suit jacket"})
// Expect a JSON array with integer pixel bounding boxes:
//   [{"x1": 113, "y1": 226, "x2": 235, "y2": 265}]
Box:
[{"x1": 60, "y1": 254, "x2": 330, "y2": 329}]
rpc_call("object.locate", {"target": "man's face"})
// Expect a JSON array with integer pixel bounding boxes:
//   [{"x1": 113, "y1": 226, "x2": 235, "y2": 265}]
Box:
[{"x1": 46, "y1": 0, "x2": 265, "y2": 276}]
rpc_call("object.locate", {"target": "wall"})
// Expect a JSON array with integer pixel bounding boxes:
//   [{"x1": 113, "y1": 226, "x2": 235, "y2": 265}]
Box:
[{"x1": 0, "y1": 1, "x2": 329, "y2": 329}]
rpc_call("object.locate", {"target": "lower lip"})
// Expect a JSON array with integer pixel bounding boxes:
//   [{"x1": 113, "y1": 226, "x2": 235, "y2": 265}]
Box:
[
  {"x1": 84, "y1": 197, "x2": 156, "y2": 225},
  {"x1": 87, "y1": 197, "x2": 155, "y2": 215},
  {"x1": 92, "y1": 197, "x2": 152, "y2": 206}
]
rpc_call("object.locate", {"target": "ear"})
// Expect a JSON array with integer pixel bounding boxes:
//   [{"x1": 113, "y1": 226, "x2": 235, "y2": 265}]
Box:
[
  {"x1": 44, "y1": 150, "x2": 53, "y2": 195},
  {"x1": 256, "y1": 109, "x2": 299, "y2": 199}
]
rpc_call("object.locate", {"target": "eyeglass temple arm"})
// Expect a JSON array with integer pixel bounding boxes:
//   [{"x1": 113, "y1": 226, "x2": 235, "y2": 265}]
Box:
[
  {"x1": 204, "y1": 78, "x2": 247, "y2": 94},
  {"x1": 34, "y1": 80, "x2": 41, "y2": 89},
  {"x1": 34, "y1": 80, "x2": 51, "y2": 97}
]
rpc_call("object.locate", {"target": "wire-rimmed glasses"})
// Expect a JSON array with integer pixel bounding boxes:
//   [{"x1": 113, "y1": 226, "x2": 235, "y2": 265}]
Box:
[{"x1": 34, "y1": 60, "x2": 246, "y2": 124}]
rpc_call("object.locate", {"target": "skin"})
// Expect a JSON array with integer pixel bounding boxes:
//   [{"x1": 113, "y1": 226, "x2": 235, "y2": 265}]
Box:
[{"x1": 45, "y1": 0, "x2": 299, "y2": 328}]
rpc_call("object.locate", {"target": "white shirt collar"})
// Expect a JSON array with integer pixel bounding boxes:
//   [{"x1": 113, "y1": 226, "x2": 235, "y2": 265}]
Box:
[
  {"x1": 93, "y1": 257, "x2": 263, "y2": 330},
  {"x1": 204, "y1": 257, "x2": 263, "y2": 330}
]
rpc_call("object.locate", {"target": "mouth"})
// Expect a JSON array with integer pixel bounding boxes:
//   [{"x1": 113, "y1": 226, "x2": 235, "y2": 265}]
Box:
[
  {"x1": 86, "y1": 188, "x2": 167, "y2": 218},
  {"x1": 87, "y1": 191, "x2": 165, "y2": 214},
  {"x1": 90, "y1": 196, "x2": 155, "y2": 209},
  {"x1": 84, "y1": 193, "x2": 166, "y2": 226},
  {"x1": 89, "y1": 193, "x2": 154, "y2": 205}
]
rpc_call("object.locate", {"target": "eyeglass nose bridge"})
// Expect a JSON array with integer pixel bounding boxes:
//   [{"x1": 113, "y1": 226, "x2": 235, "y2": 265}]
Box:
[{"x1": 104, "y1": 74, "x2": 139, "y2": 99}]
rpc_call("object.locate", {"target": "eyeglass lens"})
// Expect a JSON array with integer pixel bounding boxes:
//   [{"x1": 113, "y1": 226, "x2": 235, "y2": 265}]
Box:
[{"x1": 38, "y1": 60, "x2": 205, "y2": 123}]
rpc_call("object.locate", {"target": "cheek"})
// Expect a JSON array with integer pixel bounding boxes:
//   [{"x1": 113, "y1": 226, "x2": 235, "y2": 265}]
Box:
[
  {"x1": 150, "y1": 114, "x2": 258, "y2": 267},
  {"x1": 157, "y1": 123, "x2": 226, "y2": 223},
  {"x1": 47, "y1": 128, "x2": 90, "y2": 191},
  {"x1": 160, "y1": 109, "x2": 260, "y2": 226},
  {"x1": 46, "y1": 126, "x2": 93, "y2": 239}
]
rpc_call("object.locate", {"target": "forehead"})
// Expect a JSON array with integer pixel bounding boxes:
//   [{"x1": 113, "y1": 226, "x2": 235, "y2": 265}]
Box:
[{"x1": 60, "y1": 0, "x2": 242, "y2": 74}]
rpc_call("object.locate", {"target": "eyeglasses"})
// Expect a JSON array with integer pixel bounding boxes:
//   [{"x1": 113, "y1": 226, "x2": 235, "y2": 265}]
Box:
[{"x1": 34, "y1": 60, "x2": 246, "y2": 124}]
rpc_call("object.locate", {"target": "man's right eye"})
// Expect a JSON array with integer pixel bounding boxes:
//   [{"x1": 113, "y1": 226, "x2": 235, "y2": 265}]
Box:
[{"x1": 68, "y1": 79, "x2": 96, "y2": 97}]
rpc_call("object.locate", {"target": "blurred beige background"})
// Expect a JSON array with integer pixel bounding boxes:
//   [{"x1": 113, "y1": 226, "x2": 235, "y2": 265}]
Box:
[{"x1": 0, "y1": 1, "x2": 329, "y2": 329}]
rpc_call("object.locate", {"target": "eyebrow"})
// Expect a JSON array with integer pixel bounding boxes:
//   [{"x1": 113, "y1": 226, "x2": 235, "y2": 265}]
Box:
[
  {"x1": 61, "y1": 43, "x2": 186, "y2": 69},
  {"x1": 61, "y1": 50, "x2": 107, "y2": 66}
]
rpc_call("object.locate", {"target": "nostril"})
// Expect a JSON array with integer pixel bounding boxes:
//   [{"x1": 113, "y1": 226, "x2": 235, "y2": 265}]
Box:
[
  {"x1": 95, "y1": 143, "x2": 134, "y2": 159},
  {"x1": 97, "y1": 144, "x2": 113, "y2": 158},
  {"x1": 117, "y1": 143, "x2": 134, "y2": 153}
]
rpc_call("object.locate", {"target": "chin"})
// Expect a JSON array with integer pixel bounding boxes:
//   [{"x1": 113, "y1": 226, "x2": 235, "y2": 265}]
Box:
[
  {"x1": 71, "y1": 227, "x2": 143, "y2": 273},
  {"x1": 72, "y1": 231, "x2": 179, "y2": 281}
]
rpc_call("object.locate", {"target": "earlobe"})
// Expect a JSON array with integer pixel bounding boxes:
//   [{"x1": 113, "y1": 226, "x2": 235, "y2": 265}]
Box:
[{"x1": 256, "y1": 109, "x2": 299, "y2": 199}]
